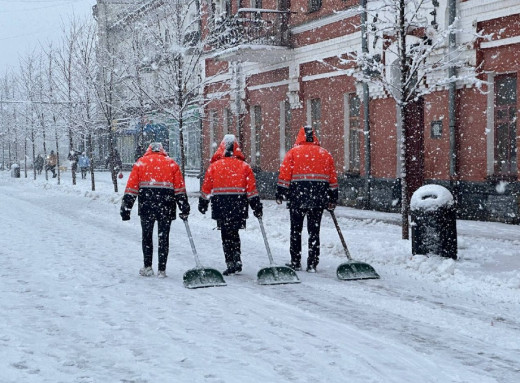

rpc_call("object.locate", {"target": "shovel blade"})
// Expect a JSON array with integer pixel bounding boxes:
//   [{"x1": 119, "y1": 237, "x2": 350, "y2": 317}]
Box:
[
  {"x1": 337, "y1": 261, "x2": 380, "y2": 281},
  {"x1": 257, "y1": 266, "x2": 301, "y2": 285},
  {"x1": 183, "y1": 268, "x2": 227, "y2": 289}
]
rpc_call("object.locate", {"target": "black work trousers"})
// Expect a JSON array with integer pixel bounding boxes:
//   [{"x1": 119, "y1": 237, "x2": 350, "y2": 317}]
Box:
[
  {"x1": 290, "y1": 208, "x2": 323, "y2": 267},
  {"x1": 140, "y1": 216, "x2": 172, "y2": 271},
  {"x1": 220, "y1": 225, "x2": 241, "y2": 265}
]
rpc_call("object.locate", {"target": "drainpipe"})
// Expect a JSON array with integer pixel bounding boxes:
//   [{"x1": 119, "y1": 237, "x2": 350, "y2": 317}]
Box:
[
  {"x1": 361, "y1": 0, "x2": 371, "y2": 209},
  {"x1": 448, "y1": 0, "x2": 457, "y2": 180}
]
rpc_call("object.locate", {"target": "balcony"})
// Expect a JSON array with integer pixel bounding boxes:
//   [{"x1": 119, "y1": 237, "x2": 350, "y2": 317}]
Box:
[{"x1": 209, "y1": 8, "x2": 291, "y2": 63}]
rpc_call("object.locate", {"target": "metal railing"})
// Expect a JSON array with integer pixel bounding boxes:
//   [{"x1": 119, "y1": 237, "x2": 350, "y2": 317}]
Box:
[{"x1": 210, "y1": 8, "x2": 291, "y2": 49}]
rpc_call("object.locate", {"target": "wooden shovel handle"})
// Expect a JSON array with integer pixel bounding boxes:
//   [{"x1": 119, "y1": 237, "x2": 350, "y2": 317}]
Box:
[{"x1": 329, "y1": 210, "x2": 352, "y2": 260}]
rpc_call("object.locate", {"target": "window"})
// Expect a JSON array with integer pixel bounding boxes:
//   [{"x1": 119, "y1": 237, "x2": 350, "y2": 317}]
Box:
[
  {"x1": 253, "y1": 105, "x2": 262, "y2": 168},
  {"x1": 278, "y1": 0, "x2": 289, "y2": 11},
  {"x1": 348, "y1": 94, "x2": 361, "y2": 173},
  {"x1": 251, "y1": 0, "x2": 262, "y2": 21},
  {"x1": 310, "y1": 98, "x2": 321, "y2": 138},
  {"x1": 284, "y1": 100, "x2": 292, "y2": 153},
  {"x1": 209, "y1": 109, "x2": 218, "y2": 156},
  {"x1": 308, "y1": 0, "x2": 322, "y2": 13},
  {"x1": 494, "y1": 74, "x2": 517, "y2": 176},
  {"x1": 215, "y1": 0, "x2": 231, "y2": 18},
  {"x1": 224, "y1": 108, "x2": 232, "y2": 135}
]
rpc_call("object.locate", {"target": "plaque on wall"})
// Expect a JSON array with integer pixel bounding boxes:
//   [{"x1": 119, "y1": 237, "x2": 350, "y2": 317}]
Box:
[{"x1": 431, "y1": 120, "x2": 443, "y2": 138}]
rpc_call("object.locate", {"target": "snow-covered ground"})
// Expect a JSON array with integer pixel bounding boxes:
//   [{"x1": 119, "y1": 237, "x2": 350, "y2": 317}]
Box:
[{"x1": 1, "y1": 169, "x2": 519, "y2": 383}]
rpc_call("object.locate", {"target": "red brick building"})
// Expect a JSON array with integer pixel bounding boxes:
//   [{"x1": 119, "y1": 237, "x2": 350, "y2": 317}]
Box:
[{"x1": 201, "y1": 0, "x2": 520, "y2": 224}]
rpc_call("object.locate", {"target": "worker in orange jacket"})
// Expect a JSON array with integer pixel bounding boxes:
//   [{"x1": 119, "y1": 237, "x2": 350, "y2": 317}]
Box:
[
  {"x1": 276, "y1": 126, "x2": 338, "y2": 272},
  {"x1": 198, "y1": 135, "x2": 263, "y2": 276},
  {"x1": 120, "y1": 142, "x2": 190, "y2": 278}
]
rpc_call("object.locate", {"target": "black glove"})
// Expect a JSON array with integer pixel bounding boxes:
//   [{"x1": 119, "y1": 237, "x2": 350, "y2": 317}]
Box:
[
  {"x1": 253, "y1": 206, "x2": 263, "y2": 218},
  {"x1": 249, "y1": 196, "x2": 263, "y2": 218},
  {"x1": 326, "y1": 203, "x2": 336, "y2": 212},
  {"x1": 121, "y1": 194, "x2": 136, "y2": 221},
  {"x1": 275, "y1": 186, "x2": 286, "y2": 205},
  {"x1": 198, "y1": 198, "x2": 209, "y2": 214},
  {"x1": 120, "y1": 206, "x2": 131, "y2": 221},
  {"x1": 179, "y1": 212, "x2": 189, "y2": 221}
]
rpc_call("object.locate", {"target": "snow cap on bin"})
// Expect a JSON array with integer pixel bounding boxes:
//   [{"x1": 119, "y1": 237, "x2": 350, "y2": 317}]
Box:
[{"x1": 410, "y1": 185, "x2": 454, "y2": 212}]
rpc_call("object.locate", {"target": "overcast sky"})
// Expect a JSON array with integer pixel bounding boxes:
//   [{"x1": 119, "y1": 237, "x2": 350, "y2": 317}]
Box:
[{"x1": 0, "y1": 0, "x2": 96, "y2": 74}]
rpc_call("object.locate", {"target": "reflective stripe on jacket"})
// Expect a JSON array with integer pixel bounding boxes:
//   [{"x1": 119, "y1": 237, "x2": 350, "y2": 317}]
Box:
[
  {"x1": 122, "y1": 145, "x2": 189, "y2": 220},
  {"x1": 201, "y1": 137, "x2": 259, "y2": 223},
  {"x1": 277, "y1": 127, "x2": 338, "y2": 209}
]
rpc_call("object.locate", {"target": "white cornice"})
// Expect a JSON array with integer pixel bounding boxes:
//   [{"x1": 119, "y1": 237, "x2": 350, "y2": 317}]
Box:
[
  {"x1": 248, "y1": 80, "x2": 291, "y2": 91},
  {"x1": 481, "y1": 35, "x2": 520, "y2": 49},
  {"x1": 291, "y1": 8, "x2": 361, "y2": 34},
  {"x1": 459, "y1": 1, "x2": 520, "y2": 23},
  {"x1": 302, "y1": 70, "x2": 352, "y2": 82}
]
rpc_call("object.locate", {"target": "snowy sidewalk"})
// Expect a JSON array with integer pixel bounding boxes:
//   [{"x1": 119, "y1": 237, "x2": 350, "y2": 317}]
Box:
[
  {"x1": 331, "y1": 206, "x2": 519, "y2": 242},
  {"x1": 1, "y1": 170, "x2": 519, "y2": 383}
]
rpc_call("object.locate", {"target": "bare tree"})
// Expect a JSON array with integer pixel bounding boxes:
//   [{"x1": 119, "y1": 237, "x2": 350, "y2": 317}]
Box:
[
  {"x1": 55, "y1": 18, "x2": 85, "y2": 185},
  {"x1": 18, "y1": 52, "x2": 40, "y2": 180},
  {"x1": 122, "y1": 0, "x2": 229, "y2": 175},
  {"x1": 347, "y1": 0, "x2": 484, "y2": 239},
  {"x1": 92, "y1": 28, "x2": 132, "y2": 193},
  {"x1": 74, "y1": 19, "x2": 99, "y2": 191}
]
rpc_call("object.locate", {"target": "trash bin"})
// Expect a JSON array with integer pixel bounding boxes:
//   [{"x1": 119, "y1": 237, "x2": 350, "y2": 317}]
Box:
[
  {"x1": 410, "y1": 184, "x2": 457, "y2": 260},
  {"x1": 10, "y1": 163, "x2": 20, "y2": 178}
]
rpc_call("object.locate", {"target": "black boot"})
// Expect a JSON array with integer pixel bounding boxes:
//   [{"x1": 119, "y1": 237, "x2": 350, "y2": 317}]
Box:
[
  {"x1": 233, "y1": 254, "x2": 242, "y2": 273},
  {"x1": 285, "y1": 262, "x2": 302, "y2": 271},
  {"x1": 222, "y1": 262, "x2": 236, "y2": 276}
]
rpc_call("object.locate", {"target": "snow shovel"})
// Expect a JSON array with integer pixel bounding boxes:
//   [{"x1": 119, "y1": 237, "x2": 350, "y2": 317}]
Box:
[
  {"x1": 257, "y1": 217, "x2": 301, "y2": 285},
  {"x1": 182, "y1": 220, "x2": 227, "y2": 289},
  {"x1": 329, "y1": 211, "x2": 380, "y2": 280}
]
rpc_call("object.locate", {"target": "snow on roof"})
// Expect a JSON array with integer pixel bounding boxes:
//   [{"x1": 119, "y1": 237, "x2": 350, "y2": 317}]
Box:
[{"x1": 410, "y1": 184, "x2": 454, "y2": 211}]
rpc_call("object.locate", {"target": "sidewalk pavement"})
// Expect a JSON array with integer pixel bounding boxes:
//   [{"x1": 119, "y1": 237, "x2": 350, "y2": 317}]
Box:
[{"x1": 333, "y1": 206, "x2": 519, "y2": 242}]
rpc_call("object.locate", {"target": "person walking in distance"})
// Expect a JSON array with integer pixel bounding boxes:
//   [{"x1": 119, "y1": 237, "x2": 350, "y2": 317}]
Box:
[
  {"x1": 120, "y1": 142, "x2": 190, "y2": 278},
  {"x1": 276, "y1": 126, "x2": 338, "y2": 273},
  {"x1": 198, "y1": 135, "x2": 263, "y2": 276},
  {"x1": 78, "y1": 152, "x2": 90, "y2": 179},
  {"x1": 35, "y1": 154, "x2": 44, "y2": 175},
  {"x1": 46, "y1": 150, "x2": 57, "y2": 178}
]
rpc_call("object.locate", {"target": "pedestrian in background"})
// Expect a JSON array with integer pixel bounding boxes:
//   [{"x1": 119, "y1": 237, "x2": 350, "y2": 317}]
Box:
[
  {"x1": 120, "y1": 142, "x2": 190, "y2": 278},
  {"x1": 78, "y1": 152, "x2": 90, "y2": 179},
  {"x1": 276, "y1": 126, "x2": 338, "y2": 273},
  {"x1": 35, "y1": 154, "x2": 44, "y2": 175},
  {"x1": 68, "y1": 150, "x2": 80, "y2": 174},
  {"x1": 46, "y1": 150, "x2": 57, "y2": 178},
  {"x1": 198, "y1": 134, "x2": 263, "y2": 276}
]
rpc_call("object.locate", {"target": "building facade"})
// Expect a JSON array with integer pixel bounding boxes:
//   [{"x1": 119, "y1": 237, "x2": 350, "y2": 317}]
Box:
[
  {"x1": 94, "y1": 0, "x2": 202, "y2": 170},
  {"x1": 201, "y1": 0, "x2": 520, "y2": 224}
]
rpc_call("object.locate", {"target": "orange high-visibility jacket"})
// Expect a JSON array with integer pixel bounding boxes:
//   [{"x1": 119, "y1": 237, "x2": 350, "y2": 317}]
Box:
[
  {"x1": 122, "y1": 145, "x2": 189, "y2": 220},
  {"x1": 201, "y1": 135, "x2": 261, "y2": 224},
  {"x1": 277, "y1": 127, "x2": 338, "y2": 209}
]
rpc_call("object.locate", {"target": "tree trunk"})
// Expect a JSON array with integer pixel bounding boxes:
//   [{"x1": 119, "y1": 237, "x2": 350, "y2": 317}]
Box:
[
  {"x1": 88, "y1": 133, "x2": 96, "y2": 191},
  {"x1": 55, "y1": 127, "x2": 60, "y2": 185},
  {"x1": 70, "y1": 128, "x2": 77, "y2": 186},
  {"x1": 108, "y1": 130, "x2": 118, "y2": 193},
  {"x1": 398, "y1": 0, "x2": 409, "y2": 240},
  {"x1": 399, "y1": 103, "x2": 409, "y2": 240},
  {"x1": 24, "y1": 136, "x2": 28, "y2": 178},
  {"x1": 179, "y1": 116, "x2": 185, "y2": 176},
  {"x1": 42, "y1": 114, "x2": 48, "y2": 181},
  {"x1": 31, "y1": 128, "x2": 36, "y2": 180}
]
